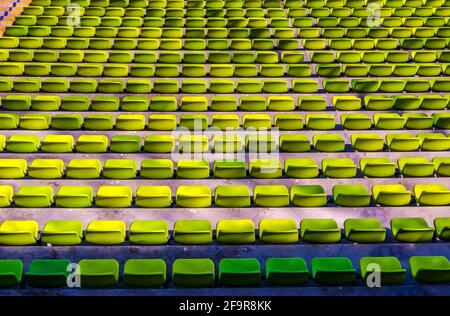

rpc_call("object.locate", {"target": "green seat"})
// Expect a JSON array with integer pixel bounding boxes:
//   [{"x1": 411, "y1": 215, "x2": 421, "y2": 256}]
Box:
[
  {"x1": 120, "y1": 96, "x2": 149, "y2": 112},
  {"x1": 284, "y1": 158, "x2": 318, "y2": 179},
  {"x1": 215, "y1": 185, "x2": 250, "y2": 207},
  {"x1": 66, "y1": 159, "x2": 101, "y2": 179},
  {"x1": 398, "y1": 158, "x2": 434, "y2": 177},
  {"x1": 140, "y1": 159, "x2": 174, "y2": 179},
  {"x1": 90, "y1": 97, "x2": 119, "y2": 112},
  {"x1": 419, "y1": 133, "x2": 450, "y2": 151},
  {"x1": 298, "y1": 96, "x2": 326, "y2": 111},
  {"x1": 409, "y1": 256, "x2": 450, "y2": 283},
  {"x1": 2, "y1": 96, "x2": 31, "y2": 110},
  {"x1": 174, "y1": 220, "x2": 212, "y2": 245},
  {"x1": 279, "y1": 134, "x2": 310, "y2": 152},
  {"x1": 172, "y1": 259, "x2": 215, "y2": 287},
  {"x1": 351, "y1": 134, "x2": 384, "y2": 152},
  {"x1": 144, "y1": 135, "x2": 175, "y2": 153},
  {"x1": 95, "y1": 186, "x2": 132, "y2": 208},
  {"x1": 360, "y1": 257, "x2": 406, "y2": 285},
  {"x1": 76, "y1": 135, "x2": 108, "y2": 153},
  {"x1": 0, "y1": 260, "x2": 23, "y2": 288},
  {"x1": 0, "y1": 160, "x2": 26, "y2": 179},
  {"x1": 332, "y1": 96, "x2": 361, "y2": 111},
  {"x1": 434, "y1": 217, "x2": 450, "y2": 241},
  {"x1": 333, "y1": 185, "x2": 371, "y2": 207},
  {"x1": 313, "y1": 134, "x2": 345, "y2": 152},
  {"x1": 306, "y1": 114, "x2": 335, "y2": 130},
  {"x1": 116, "y1": 115, "x2": 145, "y2": 131},
  {"x1": 19, "y1": 114, "x2": 50, "y2": 130},
  {"x1": 79, "y1": 259, "x2": 119, "y2": 288},
  {"x1": 373, "y1": 184, "x2": 411, "y2": 206},
  {"x1": 0, "y1": 220, "x2": 38, "y2": 245},
  {"x1": 176, "y1": 186, "x2": 211, "y2": 208},
  {"x1": 129, "y1": 220, "x2": 169, "y2": 246},
  {"x1": 243, "y1": 114, "x2": 271, "y2": 129},
  {"x1": 290, "y1": 185, "x2": 327, "y2": 207},
  {"x1": 41, "y1": 220, "x2": 83, "y2": 245},
  {"x1": 403, "y1": 113, "x2": 434, "y2": 130},
  {"x1": 210, "y1": 96, "x2": 237, "y2": 111},
  {"x1": 374, "y1": 113, "x2": 406, "y2": 130},
  {"x1": 6, "y1": 135, "x2": 40, "y2": 153},
  {"x1": 344, "y1": 218, "x2": 386, "y2": 243},
  {"x1": 177, "y1": 160, "x2": 210, "y2": 179},
  {"x1": 61, "y1": 96, "x2": 89, "y2": 111},
  {"x1": 103, "y1": 159, "x2": 136, "y2": 179},
  {"x1": 123, "y1": 259, "x2": 167, "y2": 287},
  {"x1": 249, "y1": 159, "x2": 282, "y2": 179},
  {"x1": 300, "y1": 219, "x2": 341, "y2": 243},
  {"x1": 391, "y1": 218, "x2": 434, "y2": 242},
  {"x1": 311, "y1": 257, "x2": 357, "y2": 285},
  {"x1": 360, "y1": 158, "x2": 396, "y2": 178},
  {"x1": 26, "y1": 260, "x2": 71, "y2": 288},
  {"x1": 51, "y1": 114, "x2": 83, "y2": 130},
  {"x1": 414, "y1": 184, "x2": 450, "y2": 206},
  {"x1": 265, "y1": 258, "x2": 309, "y2": 286},
  {"x1": 274, "y1": 114, "x2": 303, "y2": 130},
  {"x1": 179, "y1": 114, "x2": 208, "y2": 131},
  {"x1": 178, "y1": 135, "x2": 208, "y2": 153},
  {"x1": 218, "y1": 258, "x2": 261, "y2": 286},
  {"x1": 28, "y1": 159, "x2": 64, "y2": 179},
  {"x1": 110, "y1": 135, "x2": 141, "y2": 153},
  {"x1": 322, "y1": 158, "x2": 356, "y2": 178},
  {"x1": 14, "y1": 186, "x2": 53, "y2": 208},
  {"x1": 386, "y1": 134, "x2": 420, "y2": 151},
  {"x1": 216, "y1": 219, "x2": 255, "y2": 244},
  {"x1": 135, "y1": 186, "x2": 172, "y2": 208},
  {"x1": 433, "y1": 157, "x2": 450, "y2": 177},
  {"x1": 254, "y1": 185, "x2": 290, "y2": 207},
  {"x1": 213, "y1": 160, "x2": 246, "y2": 179},
  {"x1": 148, "y1": 115, "x2": 177, "y2": 131},
  {"x1": 259, "y1": 218, "x2": 298, "y2": 244},
  {"x1": 341, "y1": 114, "x2": 372, "y2": 130},
  {"x1": 432, "y1": 113, "x2": 450, "y2": 129},
  {"x1": 41, "y1": 135, "x2": 74, "y2": 153},
  {"x1": 85, "y1": 220, "x2": 126, "y2": 245},
  {"x1": 211, "y1": 115, "x2": 240, "y2": 131}
]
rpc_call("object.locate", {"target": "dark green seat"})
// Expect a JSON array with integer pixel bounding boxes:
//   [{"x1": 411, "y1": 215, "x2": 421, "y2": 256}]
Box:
[
  {"x1": 26, "y1": 260, "x2": 70, "y2": 288},
  {"x1": 311, "y1": 257, "x2": 357, "y2": 285},
  {"x1": 0, "y1": 260, "x2": 23, "y2": 288},
  {"x1": 265, "y1": 258, "x2": 309, "y2": 285},
  {"x1": 218, "y1": 258, "x2": 261, "y2": 286},
  {"x1": 409, "y1": 256, "x2": 450, "y2": 283}
]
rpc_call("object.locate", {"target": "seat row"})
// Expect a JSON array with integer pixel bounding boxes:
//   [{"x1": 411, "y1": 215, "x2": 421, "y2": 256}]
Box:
[
  {"x1": 0, "y1": 217, "x2": 449, "y2": 245},
  {"x1": 2, "y1": 78, "x2": 450, "y2": 94},
  {"x1": 1, "y1": 94, "x2": 449, "y2": 111},
  {"x1": 1, "y1": 36, "x2": 449, "y2": 50},
  {"x1": 3, "y1": 61, "x2": 450, "y2": 78},
  {"x1": 2, "y1": 156, "x2": 449, "y2": 179},
  {"x1": 0, "y1": 183, "x2": 448, "y2": 207},
  {"x1": 3, "y1": 49, "x2": 450, "y2": 65},
  {"x1": 1, "y1": 256, "x2": 449, "y2": 288}
]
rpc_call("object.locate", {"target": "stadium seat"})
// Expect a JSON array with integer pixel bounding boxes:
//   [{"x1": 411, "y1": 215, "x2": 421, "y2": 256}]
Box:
[
  {"x1": 433, "y1": 157, "x2": 450, "y2": 177},
  {"x1": 258, "y1": 219, "x2": 298, "y2": 244},
  {"x1": 390, "y1": 218, "x2": 435, "y2": 242},
  {"x1": 6, "y1": 135, "x2": 40, "y2": 153},
  {"x1": 79, "y1": 259, "x2": 119, "y2": 288},
  {"x1": 41, "y1": 220, "x2": 83, "y2": 246},
  {"x1": 176, "y1": 186, "x2": 212, "y2": 208},
  {"x1": 95, "y1": 186, "x2": 132, "y2": 208},
  {"x1": 300, "y1": 219, "x2": 341, "y2": 243},
  {"x1": 434, "y1": 217, "x2": 450, "y2": 241},
  {"x1": 398, "y1": 158, "x2": 435, "y2": 177},
  {"x1": 373, "y1": 184, "x2": 412, "y2": 206},
  {"x1": 66, "y1": 159, "x2": 101, "y2": 179},
  {"x1": 313, "y1": 134, "x2": 345, "y2": 152},
  {"x1": 0, "y1": 220, "x2": 38, "y2": 245},
  {"x1": 174, "y1": 220, "x2": 212, "y2": 245},
  {"x1": 14, "y1": 186, "x2": 53, "y2": 208},
  {"x1": 140, "y1": 159, "x2": 174, "y2": 179},
  {"x1": 144, "y1": 135, "x2": 175, "y2": 153},
  {"x1": 419, "y1": 133, "x2": 450, "y2": 151},
  {"x1": 265, "y1": 258, "x2": 309, "y2": 285},
  {"x1": 135, "y1": 186, "x2": 172, "y2": 208},
  {"x1": 218, "y1": 258, "x2": 261, "y2": 286},
  {"x1": 177, "y1": 160, "x2": 210, "y2": 179},
  {"x1": 351, "y1": 134, "x2": 384, "y2": 152},
  {"x1": 76, "y1": 135, "x2": 109, "y2": 153},
  {"x1": 279, "y1": 135, "x2": 310, "y2": 152},
  {"x1": 333, "y1": 185, "x2": 371, "y2": 207},
  {"x1": 129, "y1": 220, "x2": 169, "y2": 245},
  {"x1": 123, "y1": 259, "x2": 167, "y2": 287},
  {"x1": 249, "y1": 159, "x2": 282, "y2": 179},
  {"x1": 172, "y1": 259, "x2": 215, "y2": 287},
  {"x1": 85, "y1": 220, "x2": 126, "y2": 245},
  {"x1": 26, "y1": 259, "x2": 71, "y2": 288},
  {"x1": 213, "y1": 160, "x2": 247, "y2": 178},
  {"x1": 386, "y1": 134, "x2": 420, "y2": 151},
  {"x1": 290, "y1": 185, "x2": 327, "y2": 207},
  {"x1": 322, "y1": 158, "x2": 356, "y2": 178},
  {"x1": 103, "y1": 159, "x2": 137, "y2": 179},
  {"x1": 254, "y1": 185, "x2": 290, "y2": 207},
  {"x1": 311, "y1": 257, "x2": 357, "y2": 285},
  {"x1": 0, "y1": 160, "x2": 27, "y2": 179},
  {"x1": 360, "y1": 257, "x2": 406, "y2": 285},
  {"x1": 0, "y1": 260, "x2": 23, "y2": 288},
  {"x1": 414, "y1": 184, "x2": 450, "y2": 206},
  {"x1": 409, "y1": 256, "x2": 450, "y2": 283},
  {"x1": 215, "y1": 185, "x2": 251, "y2": 207}
]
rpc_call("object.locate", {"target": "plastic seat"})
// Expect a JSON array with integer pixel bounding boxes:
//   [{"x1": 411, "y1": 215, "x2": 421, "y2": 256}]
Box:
[
  {"x1": 41, "y1": 220, "x2": 83, "y2": 246},
  {"x1": 52, "y1": 114, "x2": 83, "y2": 130},
  {"x1": 313, "y1": 134, "x2": 345, "y2": 152},
  {"x1": 123, "y1": 259, "x2": 167, "y2": 287},
  {"x1": 26, "y1": 260, "x2": 71, "y2": 288},
  {"x1": 176, "y1": 186, "x2": 212, "y2": 208},
  {"x1": 398, "y1": 158, "x2": 434, "y2": 177},
  {"x1": 79, "y1": 259, "x2": 119, "y2": 288},
  {"x1": 85, "y1": 220, "x2": 126, "y2": 245},
  {"x1": 172, "y1": 259, "x2": 215, "y2": 287},
  {"x1": 311, "y1": 257, "x2": 357, "y2": 285},
  {"x1": 265, "y1": 258, "x2": 309, "y2": 285},
  {"x1": 258, "y1": 219, "x2": 298, "y2": 244},
  {"x1": 14, "y1": 186, "x2": 53, "y2": 208},
  {"x1": 215, "y1": 185, "x2": 251, "y2": 207},
  {"x1": 249, "y1": 159, "x2": 282, "y2": 179},
  {"x1": 103, "y1": 159, "x2": 137, "y2": 179},
  {"x1": 433, "y1": 157, "x2": 450, "y2": 177},
  {"x1": 372, "y1": 184, "x2": 411, "y2": 207},
  {"x1": 409, "y1": 256, "x2": 450, "y2": 283},
  {"x1": 213, "y1": 160, "x2": 247, "y2": 179},
  {"x1": 179, "y1": 114, "x2": 208, "y2": 131},
  {"x1": 2, "y1": 96, "x2": 31, "y2": 110},
  {"x1": 177, "y1": 160, "x2": 210, "y2": 179},
  {"x1": 28, "y1": 159, "x2": 64, "y2": 179},
  {"x1": 0, "y1": 220, "x2": 38, "y2": 245},
  {"x1": 390, "y1": 218, "x2": 434, "y2": 242},
  {"x1": 217, "y1": 258, "x2": 261, "y2": 287},
  {"x1": 95, "y1": 186, "x2": 132, "y2": 208},
  {"x1": 322, "y1": 158, "x2": 356, "y2": 178},
  {"x1": 0, "y1": 260, "x2": 23, "y2": 288},
  {"x1": 19, "y1": 114, "x2": 50, "y2": 131},
  {"x1": 274, "y1": 115, "x2": 303, "y2": 131},
  {"x1": 360, "y1": 257, "x2": 406, "y2": 285},
  {"x1": 173, "y1": 220, "x2": 212, "y2": 245},
  {"x1": 66, "y1": 159, "x2": 101, "y2": 179},
  {"x1": 6, "y1": 135, "x2": 40, "y2": 153},
  {"x1": 333, "y1": 185, "x2": 371, "y2": 207},
  {"x1": 178, "y1": 135, "x2": 208, "y2": 153},
  {"x1": 300, "y1": 219, "x2": 341, "y2": 243},
  {"x1": 216, "y1": 219, "x2": 255, "y2": 244},
  {"x1": 253, "y1": 185, "x2": 289, "y2": 207},
  {"x1": 139, "y1": 159, "x2": 173, "y2": 179},
  {"x1": 419, "y1": 133, "x2": 450, "y2": 151},
  {"x1": 0, "y1": 159, "x2": 27, "y2": 179},
  {"x1": 144, "y1": 135, "x2": 175, "y2": 153},
  {"x1": 360, "y1": 158, "x2": 396, "y2": 178},
  {"x1": 386, "y1": 134, "x2": 420, "y2": 152},
  {"x1": 403, "y1": 113, "x2": 434, "y2": 130},
  {"x1": 76, "y1": 135, "x2": 108, "y2": 153},
  {"x1": 414, "y1": 184, "x2": 450, "y2": 206},
  {"x1": 434, "y1": 217, "x2": 450, "y2": 241},
  {"x1": 110, "y1": 135, "x2": 141, "y2": 153},
  {"x1": 129, "y1": 221, "x2": 169, "y2": 246},
  {"x1": 306, "y1": 114, "x2": 335, "y2": 130},
  {"x1": 41, "y1": 135, "x2": 74, "y2": 153},
  {"x1": 344, "y1": 218, "x2": 386, "y2": 243}
]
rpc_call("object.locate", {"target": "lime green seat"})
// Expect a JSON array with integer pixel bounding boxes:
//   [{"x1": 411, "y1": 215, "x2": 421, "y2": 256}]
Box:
[
  {"x1": 311, "y1": 257, "x2": 357, "y2": 285},
  {"x1": 409, "y1": 256, "x2": 450, "y2": 283},
  {"x1": 0, "y1": 114, "x2": 19, "y2": 130},
  {"x1": 432, "y1": 113, "x2": 450, "y2": 129},
  {"x1": 85, "y1": 220, "x2": 126, "y2": 245},
  {"x1": 144, "y1": 135, "x2": 175, "y2": 153},
  {"x1": 433, "y1": 157, "x2": 450, "y2": 177},
  {"x1": 360, "y1": 158, "x2": 396, "y2": 178},
  {"x1": 76, "y1": 135, "x2": 108, "y2": 153},
  {"x1": 14, "y1": 186, "x2": 53, "y2": 208},
  {"x1": 19, "y1": 114, "x2": 50, "y2": 130},
  {"x1": 0, "y1": 160, "x2": 26, "y2": 179},
  {"x1": 259, "y1": 218, "x2": 298, "y2": 244},
  {"x1": 322, "y1": 158, "x2": 356, "y2": 178},
  {"x1": 95, "y1": 186, "x2": 132, "y2": 208},
  {"x1": 26, "y1": 260, "x2": 71, "y2": 288},
  {"x1": 174, "y1": 220, "x2": 212, "y2": 244},
  {"x1": 0, "y1": 220, "x2": 38, "y2": 245},
  {"x1": 374, "y1": 113, "x2": 406, "y2": 130},
  {"x1": 6, "y1": 135, "x2": 40, "y2": 153},
  {"x1": 313, "y1": 134, "x2": 345, "y2": 152},
  {"x1": 298, "y1": 96, "x2": 326, "y2": 111},
  {"x1": 148, "y1": 115, "x2": 177, "y2": 131},
  {"x1": 213, "y1": 160, "x2": 247, "y2": 178},
  {"x1": 41, "y1": 135, "x2": 74, "y2": 153},
  {"x1": 84, "y1": 114, "x2": 114, "y2": 130},
  {"x1": 254, "y1": 185, "x2": 289, "y2": 207},
  {"x1": 172, "y1": 259, "x2": 215, "y2": 287},
  {"x1": 249, "y1": 159, "x2": 282, "y2": 179},
  {"x1": 103, "y1": 159, "x2": 136, "y2": 179},
  {"x1": 274, "y1": 114, "x2": 303, "y2": 130},
  {"x1": 290, "y1": 185, "x2": 327, "y2": 207},
  {"x1": 109, "y1": 135, "x2": 141, "y2": 153},
  {"x1": 66, "y1": 159, "x2": 101, "y2": 179},
  {"x1": 116, "y1": 115, "x2": 145, "y2": 131},
  {"x1": 341, "y1": 114, "x2": 372, "y2": 130},
  {"x1": 332, "y1": 96, "x2": 361, "y2": 111},
  {"x1": 372, "y1": 184, "x2": 411, "y2": 206},
  {"x1": 79, "y1": 259, "x2": 119, "y2": 288},
  {"x1": 306, "y1": 114, "x2": 335, "y2": 130},
  {"x1": 391, "y1": 218, "x2": 434, "y2": 242},
  {"x1": 41, "y1": 220, "x2": 83, "y2": 245},
  {"x1": 284, "y1": 158, "x2": 317, "y2": 179},
  {"x1": 60, "y1": 96, "x2": 89, "y2": 111},
  {"x1": 54, "y1": 186, "x2": 93, "y2": 208},
  {"x1": 300, "y1": 219, "x2": 341, "y2": 243},
  {"x1": 434, "y1": 217, "x2": 450, "y2": 241},
  {"x1": 129, "y1": 221, "x2": 169, "y2": 245},
  {"x1": 216, "y1": 219, "x2": 255, "y2": 244},
  {"x1": 351, "y1": 134, "x2": 384, "y2": 152},
  {"x1": 414, "y1": 184, "x2": 450, "y2": 206},
  {"x1": 215, "y1": 185, "x2": 251, "y2": 207},
  {"x1": 178, "y1": 135, "x2": 208, "y2": 153},
  {"x1": 177, "y1": 160, "x2": 210, "y2": 179},
  {"x1": 123, "y1": 259, "x2": 167, "y2": 287},
  {"x1": 333, "y1": 185, "x2": 371, "y2": 207},
  {"x1": 266, "y1": 258, "x2": 309, "y2": 286},
  {"x1": 419, "y1": 133, "x2": 450, "y2": 151},
  {"x1": 398, "y1": 158, "x2": 434, "y2": 177},
  {"x1": 403, "y1": 113, "x2": 434, "y2": 130},
  {"x1": 360, "y1": 257, "x2": 406, "y2": 285},
  {"x1": 344, "y1": 216, "x2": 387, "y2": 243},
  {"x1": 2, "y1": 96, "x2": 31, "y2": 110},
  {"x1": 51, "y1": 114, "x2": 82, "y2": 130},
  {"x1": 150, "y1": 96, "x2": 177, "y2": 112},
  {"x1": 135, "y1": 186, "x2": 172, "y2": 208},
  {"x1": 218, "y1": 258, "x2": 261, "y2": 286},
  {"x1": 176, "y1": 186, "x2": 211, "y2": 208},
  {"x1": 0, "y1": 260, "x2": 23, "y2": 288},
  {"x1": 279, "y1": 134, "x2": 310, "y2": 152},
  {"x1": 140, "y1": 159, "x2": 173, "y2": 179},
  {"x1": 28, "y1": 159, "x2": 63, "y2": 179},
  {"x1": 386, "y1": 134, "x2": 420, "y2": 151}
]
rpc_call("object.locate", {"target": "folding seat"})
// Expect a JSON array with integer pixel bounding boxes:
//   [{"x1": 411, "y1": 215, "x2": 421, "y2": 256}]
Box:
[
  {"x1": 13, "y1": 78, "x2": 42, "y2": 93},
  {"x1": 14, "y1": 186, "x2": 53, "y2": 208},
  {"x1": 0, "y1": 38, "x2": 19, "y2": 49},
  {"x1": 253, "y1": 185, "x2": 290, "y2": 207},
  {"x1": 398, "y1": 157, "x2": 435, "y2": 177},
  {"x1": 390, "y1": 218, "x2": 434, "y2": 242},
  {"x1": 433, "y1": 157, "x2": 450, "y2": 177},
  {"x1": 374, "y1": 114, "x2": 406, "y2": 130},
  {"x1": 176, "y1": 160, "x2": 210, "y2": 179},
  {"x1": 360, "y1": 158, "x2": 396, "y2": 178},
  {"x1": 24, "y1": 259, "x2": 72, "y2": 288},
  {"x1": 414, "y1": 184, "x2": 450, "y2": 206},
  {"x1": 386, "y1": 134, "x2": 420, "y2": 151},
  {"x1": 306, "y1": 114, "x2": 335, "y2": 130},
  {"x1": 66, "y1": 159, "x2": 101, "y2": 179},
  {"x1": 393, "y1": 96, "x2": 421, "y2": 111},
  {"x1": 173, "y1": 220, "x2": 212, "y2": 245},
  {"x1": 359, "y1": 257, "x2": 406, "y2": 285},
  {"x1": 28, "y1": 159, "x2": 64, "y2": 179},
  {"x1": 350, "y1": 134, "x2": 384, "y2": 152},
  {"x1": 213, "y1": 160, "x2": 246, "y2": 178},
  {"x1": 176, "y1": 186, "x2": 212, "y2": 208},
  {"x1": 419, "y1": 133, "x2": 450, "y2": 151},
  {"x1": 6, "y1": 135, "x2": 40, "y2": 153},
  {"x1": 343, "y1": 218, "x2": 387, "y2": 243},
  {"x1": 78, "y1": 259, "x2": 119, "y2": 288},
  {"x1": 300, "y1": 219, "x2": 341, "y2": 243},
  {"x1": 409, "y1": 256, "x2": 450, "y2": 283},
  {"x1": 0, "y1": 259, "x2": 23, "y2": 288},
  {"x1": 143, "y1": 135, "x2": 175, "y2": 153},
  {"x1": 403, "y1": 114, "x2": 434, "y2": 130},
  {"x1": 84, "y1": 114, "x2": 114, "y2": 131},
  {"x1": 249, "y1": 159, "x2": 282, "y2": 179},
  {"x1": 333, "y1": 184, "x2": 371, "y2": 207},
  {"x1": 340, "y1": 114, "x2": 371, "y2": 131},
  {"x1": 8, "y1": 50, "x2": 33, "y2": 62},
  {"x1": 216, "y1": 219, "x2": 255, "y2": 244},
  {"x1": 313, "y1": 134, "x2": 345, "y2": 152},
  {"x1": 172, "y1": 259, "x2": 215, "y2": 287},
  {"x1": 0, "y1": 114, "x2": 19, "y2": 130},
  {"x1": 322, "y1": 158, "x2": 356, "y2": 178},
  {"x1": 120, "y1": 96, "x2": 149, "y2": 112},
  {"x1": 311, "y1": 257, "x2": 356, "y2": 285},
  {"x1": 102, "y1": 159, "x2": 137, "y2": 180},
  {"x1": 372, "y1": 184, "x2": 412, "y2": 207},
  {"x1": 69, "y1": 79, "x2": 97, "y2": 93},
  {"x1": 115, "y1": 115, "x2": 146, "y2": 131},
  {"x1": 211, "y1": 115, "x2": 240, "y2": 131},
  {"x1": 75, "y1": 135, "x2": 109, "y2": 153}
]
